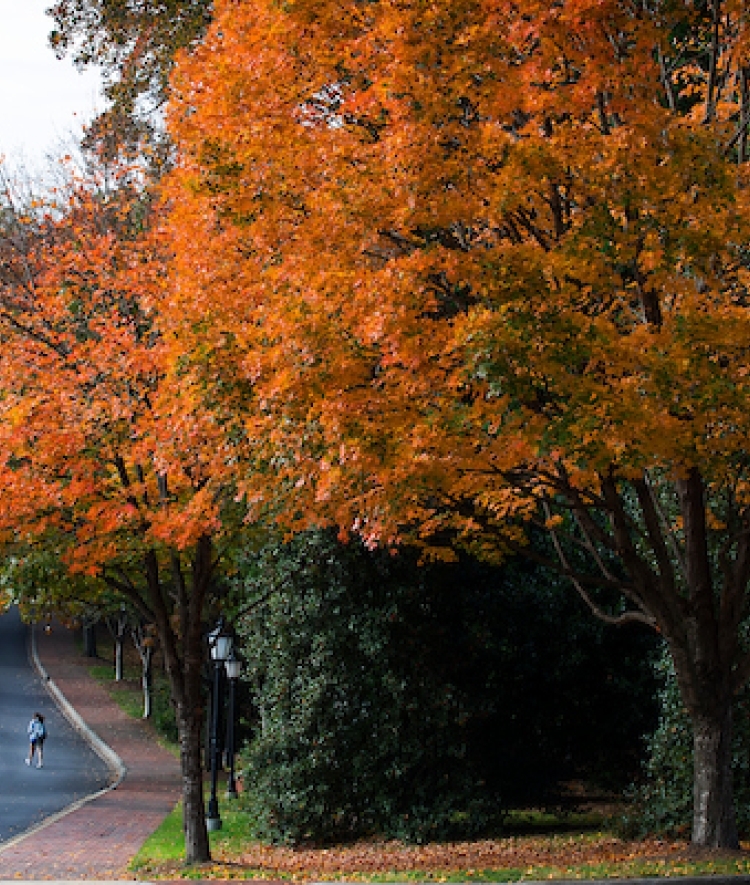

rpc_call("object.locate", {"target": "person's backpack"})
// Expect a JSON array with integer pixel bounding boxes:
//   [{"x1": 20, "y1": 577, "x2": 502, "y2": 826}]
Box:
[{"x1": 32, "y1": 720, "x2": 45, "y2": 741}]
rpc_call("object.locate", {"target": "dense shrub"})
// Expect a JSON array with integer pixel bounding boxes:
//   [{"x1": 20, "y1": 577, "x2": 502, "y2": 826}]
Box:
[
  {"x1": 232, "y1": 530, "x2": 659, "y2": 845},
  {"x1": 233, "y1": 532, "x2": 491, "y2": 844}
]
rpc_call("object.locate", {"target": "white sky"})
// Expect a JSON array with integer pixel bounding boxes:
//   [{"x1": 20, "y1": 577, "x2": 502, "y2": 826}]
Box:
[{"x1": 0, "y1": 1, "x2": 102, "y2": 169}]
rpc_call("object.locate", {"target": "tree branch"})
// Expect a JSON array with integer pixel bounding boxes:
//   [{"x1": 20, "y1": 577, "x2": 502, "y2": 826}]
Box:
[{"x1": 542, "y1": 500, "x2": 655, "y2": 628}]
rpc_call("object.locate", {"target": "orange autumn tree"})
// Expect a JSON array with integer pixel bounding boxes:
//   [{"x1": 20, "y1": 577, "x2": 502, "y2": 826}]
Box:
[
  {"x1": 0, "y1": 165, "x2": 234, "y2": 862},
  {"x1": 165, "y1": 0, "x2": 750, "y2": 848}
]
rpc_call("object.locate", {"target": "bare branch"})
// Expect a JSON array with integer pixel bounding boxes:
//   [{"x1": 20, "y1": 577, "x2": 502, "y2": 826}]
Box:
[
  {"x1": 542, "y1": 500, "x2": 655, "y2": 628},
  {"x1": 657, "y1": 46, "x2": 677, "y2": 112}
]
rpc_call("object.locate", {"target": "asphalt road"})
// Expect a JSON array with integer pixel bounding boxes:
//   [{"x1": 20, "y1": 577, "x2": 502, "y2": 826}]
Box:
[{"x1": 0, "y1": 607, "x2": 111, "y2": 843}]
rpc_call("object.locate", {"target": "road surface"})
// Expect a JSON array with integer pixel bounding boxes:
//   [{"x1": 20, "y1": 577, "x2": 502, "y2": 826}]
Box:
[{"x1": 0, "y1": 607, "x2": 112, "y2": 843}]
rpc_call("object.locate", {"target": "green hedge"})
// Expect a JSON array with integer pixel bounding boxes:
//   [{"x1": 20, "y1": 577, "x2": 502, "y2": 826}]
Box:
[{"x1": 231, "y1": 530, "x2": 659, "y2": 846}]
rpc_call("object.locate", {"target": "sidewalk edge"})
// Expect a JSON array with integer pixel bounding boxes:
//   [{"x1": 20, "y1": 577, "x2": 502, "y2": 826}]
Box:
[{"x1": 29, "y1": 623, "x2": 127, "y2": 785}]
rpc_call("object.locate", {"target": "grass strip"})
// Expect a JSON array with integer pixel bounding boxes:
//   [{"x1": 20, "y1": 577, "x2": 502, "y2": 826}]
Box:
[{"x1": 131, "y1": 804, "x2": 750, "y2": 882}]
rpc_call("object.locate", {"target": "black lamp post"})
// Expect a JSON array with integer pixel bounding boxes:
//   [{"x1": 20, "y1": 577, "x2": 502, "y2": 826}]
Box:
[
  {"x1": 224, "y1": 649, "x2": 242, "y2": 799},
  {"x1": 206, "y1": 617, "x2": 233, "y2": 832}
]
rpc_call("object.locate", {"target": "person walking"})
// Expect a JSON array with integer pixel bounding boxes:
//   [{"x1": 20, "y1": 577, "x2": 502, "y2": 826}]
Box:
[{"x1": 25, "y1": 712, "x2": 46, "y2": 768}]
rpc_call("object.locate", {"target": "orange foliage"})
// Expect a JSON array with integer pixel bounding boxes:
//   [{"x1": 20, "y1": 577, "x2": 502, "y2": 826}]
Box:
[
  {"x1": 144, "y1": 833, "x2": 746, "y2": 881},
  {"x1": 228, "y1": 835, "x2": 696, "y2": 877},
  {"x1": 164, "y1": 0, "x2": 750, "y2": 547},
  {"x1": 0, "y1": 170, "x2": 230, "y2": 570}
]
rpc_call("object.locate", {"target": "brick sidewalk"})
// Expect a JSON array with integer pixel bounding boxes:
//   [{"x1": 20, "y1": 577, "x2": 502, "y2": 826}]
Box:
[{"x1": 0, "y1": 623, "x2": 181, "y2": 880}]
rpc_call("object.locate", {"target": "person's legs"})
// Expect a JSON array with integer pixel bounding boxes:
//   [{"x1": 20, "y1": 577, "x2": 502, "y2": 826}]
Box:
[
  {"x1": 36, "y1": 739, "x2": 43, "y2": 767},
  {"x1": 26, "y1": 740, "x2": 35, "y2": 765}
]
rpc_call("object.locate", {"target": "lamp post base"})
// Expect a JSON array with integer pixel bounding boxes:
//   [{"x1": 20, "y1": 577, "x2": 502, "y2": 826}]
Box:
[{"x1": 206, "y1": 816, "x2": 222, "y2": 832}]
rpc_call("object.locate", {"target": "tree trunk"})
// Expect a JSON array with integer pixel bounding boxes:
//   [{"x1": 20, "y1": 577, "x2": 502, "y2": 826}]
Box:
[
  {"x1": 141, "y1": 647, "x2": 153, "y2": 719},
  {"x1": 671, "y1": 643, "x2": 740, "y2": 849},
  {"x1": 140, "y1": 538, "x2": 213, "y2": 863},
  {"x1": 115, "y1": 610, "x2": 127, "y2": 681},
  {"x1": 178, "y1": 705, "x2": 211, "y2": 863},
  {"x1": 549, "y1": 466, "x2": 750, "y2": 850},
  {"x1": 692, "y1": 705, "x2": 738, "y2": 848},
  {"x1": 83, "y1": 623, "x2": 97, "y2": 657},
  {"x1": 115, "y1": 635, "x2": 124, "y2": 681},
  {"x1": 150, "y1": 537, "x2": 214, "y2": 863}
]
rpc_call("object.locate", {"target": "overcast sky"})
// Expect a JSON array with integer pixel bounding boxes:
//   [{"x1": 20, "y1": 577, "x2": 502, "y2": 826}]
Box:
[{"x1": 0, "y1": 1, "x2": 102, "y2": 169}]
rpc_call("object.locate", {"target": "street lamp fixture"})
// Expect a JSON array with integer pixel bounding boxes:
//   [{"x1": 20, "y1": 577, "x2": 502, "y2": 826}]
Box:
[
  {"x1": 224, "y1": 650, "x2": 241, "y2": 680},
  {"x1": 206, "y1": 617, "x2": 233, "y2": 832},
  {"x1": 209, "y1": 619, "x2": 233, "y2": 663}
]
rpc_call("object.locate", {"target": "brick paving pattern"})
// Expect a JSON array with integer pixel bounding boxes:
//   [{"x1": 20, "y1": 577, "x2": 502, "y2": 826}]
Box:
[{"x1": 0, "y1": 624, "x2": 181, "y2": 880}]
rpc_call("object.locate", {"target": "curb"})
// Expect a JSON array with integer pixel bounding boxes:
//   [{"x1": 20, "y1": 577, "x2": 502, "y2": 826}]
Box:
[
  {"x1": 0, "y1": 623, "x2": 128, "y2": 856},
  {"x1": 30, "y1": 622, "x2": 127, "y2": 784}
]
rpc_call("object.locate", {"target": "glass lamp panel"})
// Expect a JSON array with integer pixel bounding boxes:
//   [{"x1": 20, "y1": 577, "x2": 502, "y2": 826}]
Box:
[{"x1": 225, "y1": 657, "x2": 241, "y2": 679}]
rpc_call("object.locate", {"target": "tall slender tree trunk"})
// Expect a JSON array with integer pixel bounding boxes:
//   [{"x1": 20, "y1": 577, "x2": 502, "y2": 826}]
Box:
[
  {"x1": 83, "y1": 622, "x2": 98, "y2": 657},
  {"x1": 178, "y1": 705, "x2": 211, "y2": 863},
  {"x1": 116, "y1": 608, "x2": 129, "y2": 681},
  {"x1": 141, "y1": 646, "x2": 153, "y2": 719},
  {"x1": 163, "y1": 638, "x2": 211, "y2": 863},
  {"x1": 692, "y1": 705, "x2": 738, "y2": 848},
  {"x1": 115, "y1": 634, "x2": 124, "y2": 681},
  {"x1": 144, "y1": 537, "x2": 214, "y2": 864}
]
